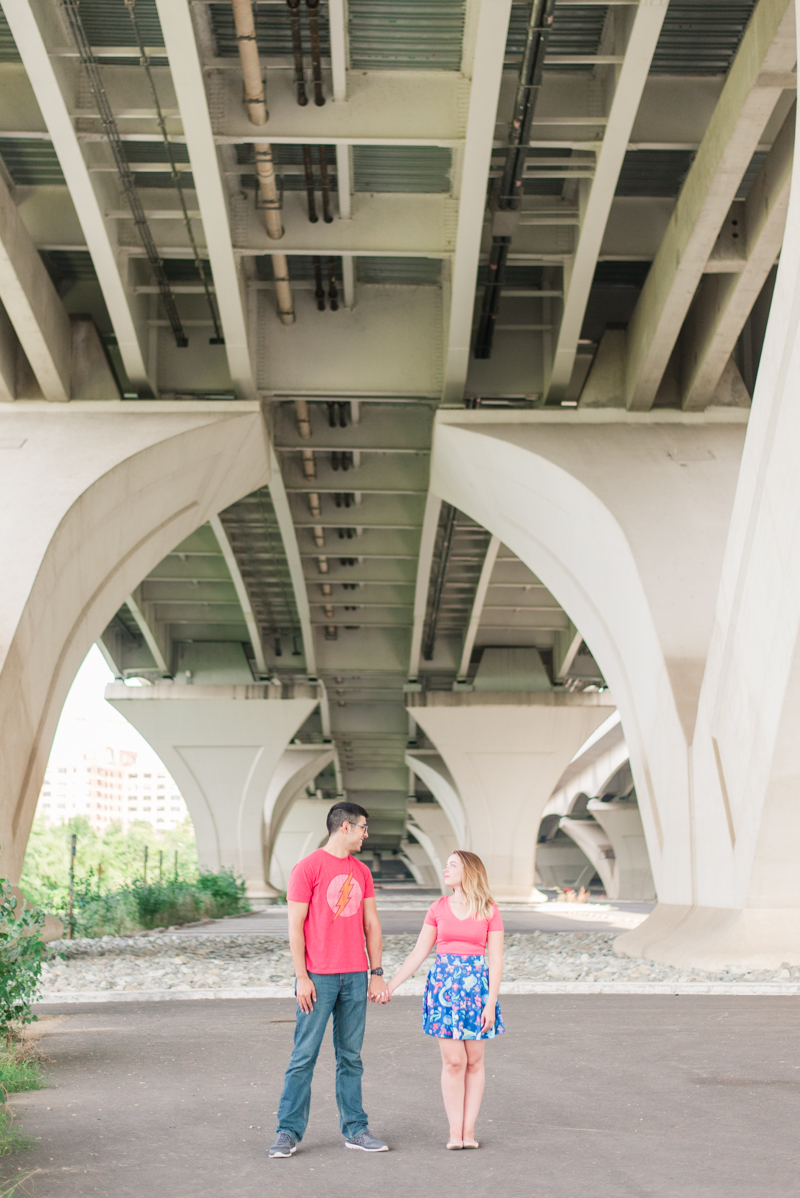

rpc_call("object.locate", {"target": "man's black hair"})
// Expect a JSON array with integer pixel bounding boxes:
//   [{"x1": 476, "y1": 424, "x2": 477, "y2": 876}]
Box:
[{"x1": 326, "y1": 801, "x2": 369, "y2": 837}]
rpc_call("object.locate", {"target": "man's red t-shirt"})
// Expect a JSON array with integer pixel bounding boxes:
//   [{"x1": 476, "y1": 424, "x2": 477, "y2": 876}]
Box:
[{"x1": 287, "y1": 848, "x2": 375, "y2": 974}]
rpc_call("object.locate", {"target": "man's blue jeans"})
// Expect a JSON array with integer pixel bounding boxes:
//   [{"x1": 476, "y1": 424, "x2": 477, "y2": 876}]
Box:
[{"x1": 276, "y1": 970, "x2": 369, "y2": 1142}]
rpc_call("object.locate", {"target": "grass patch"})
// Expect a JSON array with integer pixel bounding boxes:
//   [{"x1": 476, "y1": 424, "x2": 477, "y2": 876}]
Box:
[
  {"x1": 0, "y1": 1105, "x2": 34, "y2": 1157},
  {"x1": 0, "y1": 1040, "x2": 47, "y2": 1161},
  {"x1": 0, "y1": 1051, "x2": 44, "y2": 1096}
]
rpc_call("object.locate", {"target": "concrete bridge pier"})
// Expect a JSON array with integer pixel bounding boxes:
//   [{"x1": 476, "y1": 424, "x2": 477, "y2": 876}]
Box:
[
  {"x1": 106, "y1": 682, "x2": 323, "y2": 898},
  {"x1": 263, "y1": 744, "x2": 335, "y2": 894},
  {"x1": 407, "y1": 690, "x2": 615, "y2": 901},
  {"x1": 619, "y1": 100, "x2": 800, "y2": 969},
  {"x1": 0, "y1": 404, "x2": 270, "y2": 886}
]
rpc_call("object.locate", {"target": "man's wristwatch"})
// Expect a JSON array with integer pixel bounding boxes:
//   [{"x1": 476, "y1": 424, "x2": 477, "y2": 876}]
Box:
[{"x1": 370, "y1": 967, "x2": 384, "y2": 977}]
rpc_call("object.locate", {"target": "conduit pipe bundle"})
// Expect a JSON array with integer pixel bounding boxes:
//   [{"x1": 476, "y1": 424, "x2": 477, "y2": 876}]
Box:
[{"x1": 232, "y1": 0, "x2": 295, "y2": 322}]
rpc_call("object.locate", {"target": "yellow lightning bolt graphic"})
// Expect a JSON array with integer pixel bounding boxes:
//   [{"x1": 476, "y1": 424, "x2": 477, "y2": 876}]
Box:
[{"x1": 333, "y1": 872, "x2": 355, "y2": 920}]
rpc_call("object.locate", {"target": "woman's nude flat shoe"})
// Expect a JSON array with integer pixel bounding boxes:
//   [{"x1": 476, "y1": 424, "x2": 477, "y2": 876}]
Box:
[
  {"x1": 446, "y1": 1139, "x2": 463, "y2": 1150},
  {"x1": 462, "y1": 1139, "x2": 480, "y2": 1149}
]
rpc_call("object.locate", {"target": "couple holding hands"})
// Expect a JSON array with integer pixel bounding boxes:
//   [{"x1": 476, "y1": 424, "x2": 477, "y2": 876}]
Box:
[{"x1": 269, "y1": 802, "x2": 505, "y2": 1158}]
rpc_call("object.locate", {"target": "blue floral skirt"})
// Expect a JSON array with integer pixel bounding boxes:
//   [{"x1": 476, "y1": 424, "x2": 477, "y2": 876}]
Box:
[{"x1": 422, "y1": 953, "x2": 505, "y2": 1040}]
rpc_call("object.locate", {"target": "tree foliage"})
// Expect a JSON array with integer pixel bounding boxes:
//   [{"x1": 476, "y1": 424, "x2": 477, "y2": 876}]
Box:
[{"x1": 20, "y1": 816, "x2": 199, "y2": 911}]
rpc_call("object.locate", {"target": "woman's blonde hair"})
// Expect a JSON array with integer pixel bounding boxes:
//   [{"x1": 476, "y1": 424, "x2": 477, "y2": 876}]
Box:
[{"x1": 451, "y1": 850, "x2": 495, "y2": 921}]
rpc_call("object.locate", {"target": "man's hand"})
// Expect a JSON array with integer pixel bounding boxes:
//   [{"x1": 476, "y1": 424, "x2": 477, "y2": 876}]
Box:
[
  {"x1": 296, "y1": 975, "x2": 317, "y2": 1014},
  {"x1": 369, "y1": 975, "x2": 390, "y2": 1004}
]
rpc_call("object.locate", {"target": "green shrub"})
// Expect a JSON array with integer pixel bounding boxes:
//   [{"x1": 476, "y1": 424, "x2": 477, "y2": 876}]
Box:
[
  {"x1": 43, "y1": 868, "x2": 251, "y2": 939},
  {"x1": 0, "y1": 885, "x2": 46, "y2": 1042},
  {"x1": 194, "y1": 867, "x2": 249, "y2": 918},
  {"x1": 129, "y1": 878, "x2": 203, "y2": 930},
  {"x1": 68, "y1": 880, "x2": 140, "y2": 939},
  {"x1": 20, "y1": 816, "x2": 250, "y2": 938}
]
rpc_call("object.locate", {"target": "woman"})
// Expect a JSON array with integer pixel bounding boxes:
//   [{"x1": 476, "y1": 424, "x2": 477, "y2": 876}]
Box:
[{"x1": 387, "y1": 850, "x2": 504, "y2": 1150}]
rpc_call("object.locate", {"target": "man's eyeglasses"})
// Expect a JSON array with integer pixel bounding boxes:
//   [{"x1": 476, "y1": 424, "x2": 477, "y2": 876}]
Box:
[{"x1": 351, "y1": 822, "x2": 368, "y2": 833}]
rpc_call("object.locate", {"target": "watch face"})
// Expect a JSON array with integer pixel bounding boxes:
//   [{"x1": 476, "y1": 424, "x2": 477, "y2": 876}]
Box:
[{"x1": 371, "y1": 967, "x2": 384, "y2": 976}]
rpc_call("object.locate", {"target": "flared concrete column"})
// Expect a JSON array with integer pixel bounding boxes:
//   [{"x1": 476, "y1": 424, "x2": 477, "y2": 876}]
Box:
[
  {"x1": 617, "y1": 77, "x2": 800, "y2": 968},
  {"x1": 430, "y1": 409, "x2": 747, "y2": 912},
  {"x1": 405, "y1": 800, "x2": 462, "y2": 894},
  {"x1": 407, "y1": 692, "x2": 615, "y2": 899},
  {"x1": 588, "y1": 800, "x2": 655, "y2": 901},
  {"x1": 269, "y1": 798, "x2": 330, "y2": 891},
  {"x1": 106, "y1": 683, "x2": 321, "y2": 897},
  {"x1": 0, "y1": 403, "x2": 270, "y2": 883},
  {"x1": 559, "y1": 817, "x2": 617, "y2": 897},
  {"x1": 406, "y1": 753, "x2": 468, "y2": 848},
  {"x1": 263, "y1": 744, "x2": 335, "y2": 894},
  {"x1": 399, "y1": 837, "x2": 440, "y2": 888}
]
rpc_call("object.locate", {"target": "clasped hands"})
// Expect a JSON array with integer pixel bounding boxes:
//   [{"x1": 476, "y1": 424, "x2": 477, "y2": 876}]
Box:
[{"x1": 369, "y1": 976, "x2": 392, "y2": 1004}]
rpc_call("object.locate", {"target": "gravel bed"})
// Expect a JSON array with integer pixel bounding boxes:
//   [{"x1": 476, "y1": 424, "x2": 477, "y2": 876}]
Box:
[{"x1": 39, "y1": 931, "x2": 800, "y2": 994}]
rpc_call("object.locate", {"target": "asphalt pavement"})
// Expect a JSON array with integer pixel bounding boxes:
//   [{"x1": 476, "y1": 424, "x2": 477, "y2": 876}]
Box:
[{"x1": 8, "y1": 994, "x2": 800, "y2": 1197}]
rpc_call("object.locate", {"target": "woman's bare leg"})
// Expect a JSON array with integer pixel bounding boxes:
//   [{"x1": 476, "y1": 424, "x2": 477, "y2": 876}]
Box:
[
  {"x1": 439, "y1": 1041, "x2": 468, "y2": 1140},
  {"x1": 462, "y1": 1041, "x2": 485, "y2": 1141}
]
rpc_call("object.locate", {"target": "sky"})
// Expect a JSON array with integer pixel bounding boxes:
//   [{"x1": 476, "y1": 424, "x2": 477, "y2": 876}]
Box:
[{"x1": 48, "y1": 645, "x2": 167, "y2": 771}]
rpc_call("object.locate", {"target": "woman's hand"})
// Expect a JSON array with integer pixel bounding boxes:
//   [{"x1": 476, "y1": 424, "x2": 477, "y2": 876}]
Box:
[{"x1": 480, "y1": 1003, "x2": 496, "y2": 1034}]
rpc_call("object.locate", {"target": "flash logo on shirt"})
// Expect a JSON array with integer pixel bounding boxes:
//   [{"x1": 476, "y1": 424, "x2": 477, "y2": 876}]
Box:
[{"x1": 327, "y1": 872, "x2": 363, "y2": 919}]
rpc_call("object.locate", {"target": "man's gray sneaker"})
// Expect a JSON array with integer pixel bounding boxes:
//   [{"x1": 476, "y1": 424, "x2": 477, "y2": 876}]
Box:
[
  {"x1": 344, "y1": 1131, "x2": 388, "y2": 1152},
  {"x1": 269, "y1": 1132, "x2": 297, "y2": 1158}
]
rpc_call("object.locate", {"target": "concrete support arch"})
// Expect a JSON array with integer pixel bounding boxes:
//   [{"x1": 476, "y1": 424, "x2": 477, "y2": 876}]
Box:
[
  {"x1": 106, "y1": 684, "x2": 323, "y2": 898},
  {"x1": 408, "y1": 691, "x2": 614, "y2": 900},
  {"x1": 0, "y1": 402, "x2": 270, "y2": 882},
  {"x1": 269, "y1": 799, "x2": 330, "y2": 892},
  {"x1": 263, "y1": 745, "x2": 336, "y2": 890},
  {"x1": 431, "y1": 410, "x2": 746, "y2": 906},
  {"x1": 430, "y1": 409, "x2": 749, "y2": 959},
  {"x1": 621, "y1": 88, "x2": 800, "y2": 967},
  {"x1": 405, "y1": 752, "x2": 468, "y2": 849}
]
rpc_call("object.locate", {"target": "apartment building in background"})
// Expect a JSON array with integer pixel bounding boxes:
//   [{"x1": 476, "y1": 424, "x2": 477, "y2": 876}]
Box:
[{"x1": 37, "y1": 747, "x2": 189, "y2": 834}]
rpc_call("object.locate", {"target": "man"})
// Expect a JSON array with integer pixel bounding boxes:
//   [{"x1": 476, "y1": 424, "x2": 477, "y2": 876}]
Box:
[{"x1": 269, "y1": 801, "x2": 390, "y2": 1158}]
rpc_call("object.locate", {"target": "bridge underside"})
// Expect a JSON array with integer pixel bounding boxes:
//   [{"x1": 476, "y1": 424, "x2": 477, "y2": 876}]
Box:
[{"x1": 2, "y1": 0, "x2": 800, "y2": 968}]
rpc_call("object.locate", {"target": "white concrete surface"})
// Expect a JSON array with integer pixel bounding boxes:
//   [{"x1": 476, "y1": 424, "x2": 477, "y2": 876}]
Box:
[
  {"x1": 106, "y1": 683, "x2": 321, "y2": 896},
  {"x1": 430, "y1": 410, "x2": 747, "y2": 948},
  {"x1": 559, "y1": 817, "x2": 617, "y2": 897},
  {"x1": 268, "y1": 797, "x2": 330, "y2": 891},
  {"x1": 618, "y1": 65, "x2": 800, "y2": 968},
  {"x1": 0, "y1": 403, "x2": 270, "y2": 884},
  {"x1": 263, "y1": 744, "x2": 335, "y2": 891},
  {"x1": 589, "y1": 799, "x2": 655, "y2": 901},
  {"x1": 405, "y1": 754, "x2": 467, "y2": 847},
  {"x1": 407, "y1": 691, "x2": 614, "y2": 899},
  {"x1": 405, "y1": 800, "x2": 461, "y2": 893}
]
